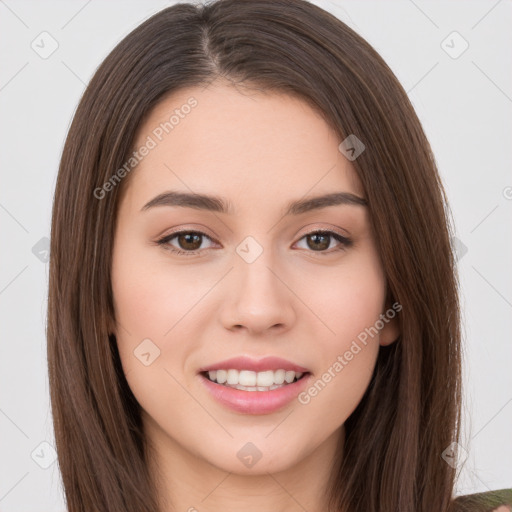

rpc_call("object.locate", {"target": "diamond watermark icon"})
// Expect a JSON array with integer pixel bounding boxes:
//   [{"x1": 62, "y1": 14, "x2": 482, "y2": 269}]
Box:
[
  {"x1": 441, "y1": 31, "x2": 469, "y2": 59},
  {"x1": 236, "y1": 236, "x2": 263, "y2": 264},
  {"x1": 237, "y1": 442, "x2": 262, "y2": 468},
  {"x1": 134, "y1": 338, "x2": 161, "y2": 366},
  {"x1": 451, "y1": 236, "x2": 468, "y2": 262},
  {"x1": 441, "y1": 441, "x2": 468, "y2": 469},
  {"x1": 31, "y1": 441, "x2": 57, "y2": 469},
  {"x1": 31, "y1": 31, "x2": 59, "y2": 59},
  {"x1": 32, "y1": 236, "x2": 50, "y2": 263},
  {"x1": 338, "y1": 134, "x2": 365, "y2": 161}
]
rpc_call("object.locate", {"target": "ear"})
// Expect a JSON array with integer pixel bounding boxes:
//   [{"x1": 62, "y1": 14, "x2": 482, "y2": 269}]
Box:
[{"x1": 379, "y1": 296, "x2": 401, "y2": 347}]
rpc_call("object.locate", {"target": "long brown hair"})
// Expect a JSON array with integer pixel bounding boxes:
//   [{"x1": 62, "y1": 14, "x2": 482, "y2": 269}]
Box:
[{"x1": 47, "y1": 1, "x2": 462, "y2": 511}]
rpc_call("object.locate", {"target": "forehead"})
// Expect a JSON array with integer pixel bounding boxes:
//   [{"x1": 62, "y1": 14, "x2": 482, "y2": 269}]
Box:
[{"x1": 125, "y1": 81, "x2": 364, "y2": 209}]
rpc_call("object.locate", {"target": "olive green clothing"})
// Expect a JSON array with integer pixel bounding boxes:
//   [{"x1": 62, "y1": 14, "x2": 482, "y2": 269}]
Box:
[{"x1": 451, "y1": 488, "x2": 512, "y2": 512}]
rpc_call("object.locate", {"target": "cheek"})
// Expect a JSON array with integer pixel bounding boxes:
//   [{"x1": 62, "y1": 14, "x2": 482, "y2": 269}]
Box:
[
  {"x1": 302, "y1": 246, "x2": 386, "y2": 349},
  {"x1": 297, "y1": 298, "x2": 381, "y2": 432},
  {"x1": 111, "y1": 239, "x2": 214, "y2": 342},
  {"x1": 110, "y1": 235, "x2": 225, "y2": 393},
  {"x1": 295, "y1": 249, "x2": 385, "y2": 420},
  {"x1": 110, "y1": 245, "x2": 203, "y2": 420}
]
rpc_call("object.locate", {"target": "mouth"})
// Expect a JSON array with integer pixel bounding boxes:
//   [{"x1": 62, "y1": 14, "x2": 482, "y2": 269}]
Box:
[
  {"x1": 197, "y1": 357, "x2": 312, "y2": 414},
  {"x1": 200, "y1": 369, "x2": 309, "y2": 392}
]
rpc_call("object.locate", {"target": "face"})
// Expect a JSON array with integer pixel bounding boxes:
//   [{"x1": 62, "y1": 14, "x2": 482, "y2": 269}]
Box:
[{"x1": 111, "y1": 81, "x2": 399, "y2": 477}]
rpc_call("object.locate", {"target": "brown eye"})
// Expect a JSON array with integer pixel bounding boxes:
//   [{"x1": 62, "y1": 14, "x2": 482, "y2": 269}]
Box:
[
  {"x1": 306, "y1": 232, "x2": 331, "y2": 251},
  {"x1": 156, "y1": 230, "x2": 216, "y2": 255},
  {"x1": 295, "y1": 230, "x2": 352, "y2": 254},
  {"x1": 176, "y1": 232, "x2": 203, "y2": 251}
]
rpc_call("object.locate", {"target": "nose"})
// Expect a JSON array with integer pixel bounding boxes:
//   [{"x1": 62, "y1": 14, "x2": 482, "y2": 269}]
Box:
[{"x1": 218, "y1": 250, "x2": 296, "y2": 336}]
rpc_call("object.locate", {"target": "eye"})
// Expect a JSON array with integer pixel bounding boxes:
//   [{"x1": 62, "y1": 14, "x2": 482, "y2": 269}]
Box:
[
  {"x1": 156, "y1": 229, "x2": 352, "y2": 257},
  {"x1": 156, "y1": 230, "x2": 216, "y2": 256},
  {"x1": 294, "y1": 230, "x2": 352, "y2": 254}
]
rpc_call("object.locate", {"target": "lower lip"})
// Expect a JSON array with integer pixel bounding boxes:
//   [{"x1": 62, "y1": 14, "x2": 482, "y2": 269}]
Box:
[{"x1": 198, "y1": 373, "x2": 312, "y2": 415}]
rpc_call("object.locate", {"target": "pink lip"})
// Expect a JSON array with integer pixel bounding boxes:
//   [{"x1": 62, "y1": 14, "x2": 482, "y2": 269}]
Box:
[
  {"x1": 199, "y1": 356, "x2": 309, "y2": 373},
  {"x1": 198, "y1": 372, "x2": 312, "y2": 415}
]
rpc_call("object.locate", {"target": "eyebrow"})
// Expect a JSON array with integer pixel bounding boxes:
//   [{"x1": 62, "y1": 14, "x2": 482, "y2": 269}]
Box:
[{"x1": 141, "y1": 190, "x2": 367, "y2": 216}]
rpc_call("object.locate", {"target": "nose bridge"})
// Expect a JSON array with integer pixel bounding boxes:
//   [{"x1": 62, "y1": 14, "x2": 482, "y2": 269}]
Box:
[{"x1": 220, "y1": 235, "x2": 295, "y2": 334}]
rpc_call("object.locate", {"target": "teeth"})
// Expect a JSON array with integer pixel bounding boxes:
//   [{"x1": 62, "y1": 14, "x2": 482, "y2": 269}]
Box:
[
  {"x1": 205, "y1": 369, "x2": 304, "y2": 387},
  {"x1": 240, "y1": 370, "x2": 257, "y2": 386},
  {"x1": 285, "y1": 370, "x2": 296, "y2": 383},
  {"x1": 256, "y1": 370, "x2": 272, "y2": 387},
  {"x1": 227, "y1": 369, "x2": 238, "y2": 385},
  {"x1": 274, "y1": 369, "x2": 285, "y2": 384}
]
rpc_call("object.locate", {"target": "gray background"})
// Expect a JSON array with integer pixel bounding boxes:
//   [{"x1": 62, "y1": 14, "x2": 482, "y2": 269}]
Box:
[{"x1": 1, "y1": 1, "x2": 511, "y2": 510}]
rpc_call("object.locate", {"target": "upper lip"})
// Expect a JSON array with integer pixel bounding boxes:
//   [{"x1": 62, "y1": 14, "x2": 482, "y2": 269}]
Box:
[{"x1": 199, "y1": 356, "x2": 310, "y2": 373}]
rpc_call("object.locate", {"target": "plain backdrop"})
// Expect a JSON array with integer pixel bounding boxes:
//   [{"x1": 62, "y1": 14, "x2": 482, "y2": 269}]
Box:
[{"x1": 0, "y1": 1, "x2": 511, "y2": 510}]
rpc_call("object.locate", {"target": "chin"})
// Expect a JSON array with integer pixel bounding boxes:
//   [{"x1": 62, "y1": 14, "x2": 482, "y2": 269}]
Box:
[{"x1": 195, "y1": 433, "x2": 310, "y2": 476}]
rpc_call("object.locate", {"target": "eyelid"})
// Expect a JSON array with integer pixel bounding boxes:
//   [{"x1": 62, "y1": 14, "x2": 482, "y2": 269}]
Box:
[
  {"x1": 155, "y1": 224, "x2": 217, "y2": 240},
  {"x1": 297, "y1": 222, "x2": 351, "y2": 239}
]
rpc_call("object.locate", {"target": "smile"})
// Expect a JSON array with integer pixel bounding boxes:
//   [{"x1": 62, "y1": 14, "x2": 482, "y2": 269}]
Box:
[
  {"x1": 203, "y1": 369, "x2": 305, "y2": 391},
  {"x1": 198, "y1": 356, "x2": 312, "y2": 413}
]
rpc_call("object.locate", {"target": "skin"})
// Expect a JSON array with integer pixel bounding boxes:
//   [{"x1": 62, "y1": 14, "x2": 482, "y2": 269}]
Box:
[{"x1": 111, "y1": 80, "x2": 400, "y2": 512}]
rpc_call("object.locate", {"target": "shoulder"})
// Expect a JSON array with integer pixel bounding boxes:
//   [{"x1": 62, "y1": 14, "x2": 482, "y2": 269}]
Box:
[{"x1": 450, "y1": 488, "x2": 512, "y2": 512}]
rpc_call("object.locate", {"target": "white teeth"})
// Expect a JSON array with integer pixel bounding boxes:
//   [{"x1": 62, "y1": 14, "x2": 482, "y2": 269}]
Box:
[
  {"x1": 204, "y1": 369, "x2": 305, "y2": 387},
  {"x1": 230, "y1": 384, "x2": 283, "y2": 391},
  {"x1": 216, "y1": 369, "x2": 227, "y2": 383},
  {"x1": 227, "y1": 369, "x2": 239, "y2": 385},
  {"x1": 285, "y1": 370, "x2": 295, "y2": 383},
  {"x1": 274, "y1": 369, "x2": 285, "y2": 384},
  {"x1": 239, "y1": 370, "x2": 257, "y2": 386},
  {"x1": 256, "y1": 370, "x2": 273, "y2": 387}
]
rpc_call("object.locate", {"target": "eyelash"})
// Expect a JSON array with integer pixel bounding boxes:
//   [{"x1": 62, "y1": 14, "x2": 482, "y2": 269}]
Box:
[{"x1": 155, "y1": 229, "x2": 353, "y2": 257}]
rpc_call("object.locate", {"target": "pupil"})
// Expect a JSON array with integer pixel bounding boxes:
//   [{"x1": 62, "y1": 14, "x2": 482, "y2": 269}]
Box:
[
  {"x1": 308, "y1": 233, "x2": 329, "y2": 251},
  {"x1": 179, "y1": 233, "x2": 201, "y2": 250}
]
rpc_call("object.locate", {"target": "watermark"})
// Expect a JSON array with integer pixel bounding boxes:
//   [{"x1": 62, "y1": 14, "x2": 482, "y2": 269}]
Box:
[
  {"x1": 93, "y1": 96, "x2": 198, "y2": 200},
  {"x1": 298, "y1": 301, "x2": 402, "y2": 405},
  {"x1": 451, "y1": 236, "x2": 468, "y2": 262},
  {"x1": 235, "y1": 235, "x2": 264, "y2": 263},
  {"x1": 31, "y1": 441, "x2": 57, "y2": 469},
  {"x1": 32, "y1": 236, "x2": 50, "y2": 263},
  {"x1": 440, "y1": 31, "x2": 469, "y2": 60},
  {"x1": 237, "y1": 442, "x2": 262, "y2": 468},
  {"x1": 441, "y1": 441, "x2": 468, "y2": 469},
  {"x1": 134, "y1": 338, "x2": 161, "y2": 366},
  {"x1": 31, "y1": 31, "x2": 59, "y2": 59},
  {"x1": 338, "y1": 134, "x2": 365, "y2": 161}
]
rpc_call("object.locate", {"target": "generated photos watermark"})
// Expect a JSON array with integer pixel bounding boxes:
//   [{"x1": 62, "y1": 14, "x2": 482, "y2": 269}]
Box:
[
  {"x1": 298, "y1": 301, "x2": 402, "y2": 405},
  {"x1": 93, "y1": 96, "x2": 198, "y2": 200}
]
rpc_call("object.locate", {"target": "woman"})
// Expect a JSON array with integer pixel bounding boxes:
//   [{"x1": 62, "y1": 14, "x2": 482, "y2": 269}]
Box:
[{"x1": 46, "y1": 0, "x2": 510, "y2": 511}]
